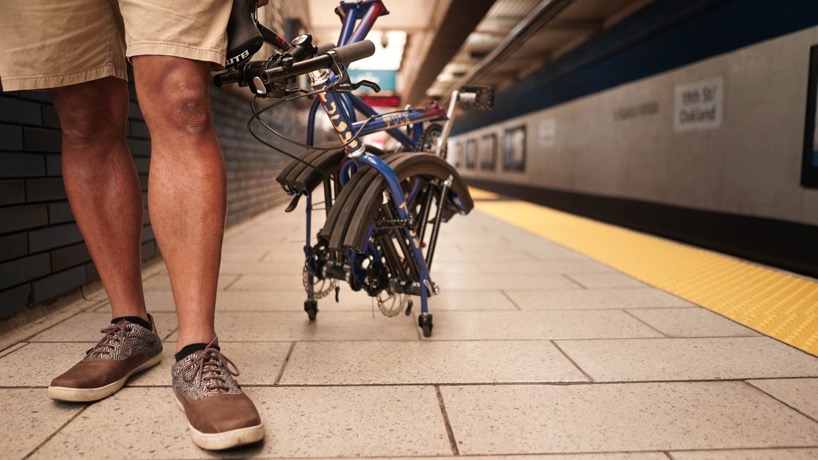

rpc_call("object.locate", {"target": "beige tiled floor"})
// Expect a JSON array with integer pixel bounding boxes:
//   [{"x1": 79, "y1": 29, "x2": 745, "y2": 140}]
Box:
[{"x1": 2, "y1": 206, "x2": 818, "y2": 459}]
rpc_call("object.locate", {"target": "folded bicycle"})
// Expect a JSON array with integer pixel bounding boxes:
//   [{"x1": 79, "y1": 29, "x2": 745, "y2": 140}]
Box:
[{"x1": 216, "y1": 0, "x2": 493, "y2": 337}]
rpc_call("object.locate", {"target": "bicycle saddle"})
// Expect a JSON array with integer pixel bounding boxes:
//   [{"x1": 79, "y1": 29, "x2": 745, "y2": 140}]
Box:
[{"x1": 226, "y1": 0, "x2": 263, "y2": 66}]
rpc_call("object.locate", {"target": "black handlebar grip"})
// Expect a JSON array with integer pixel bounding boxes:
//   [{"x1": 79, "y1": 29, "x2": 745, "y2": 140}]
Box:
[
  {"x1": 329, "y1": 40, "x2": 376, "y2": 66},
  {"x1": 226, "y1": 0, "x2": 263, "y2": 66},
  {"x1": 315, "y1": 43, "x2": 335, "y2": 55},
  {"x1": 214, "y1": 70, "x2": 240, "y2": 87}
]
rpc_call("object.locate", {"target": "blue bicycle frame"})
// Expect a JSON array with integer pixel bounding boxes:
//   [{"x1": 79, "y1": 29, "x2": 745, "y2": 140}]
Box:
[{"x1": 303, "y1": 0, "x2": 446, "y2": 316}]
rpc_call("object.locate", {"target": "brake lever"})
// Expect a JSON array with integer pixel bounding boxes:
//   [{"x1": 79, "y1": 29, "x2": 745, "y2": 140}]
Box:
[{"x1": 331, "y1": 79, "x2": 382, "y2": 93}]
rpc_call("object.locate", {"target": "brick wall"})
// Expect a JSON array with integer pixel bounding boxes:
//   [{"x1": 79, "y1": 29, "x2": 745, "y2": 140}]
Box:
[
  {"x1": 214, "y1": 89, "x2": 305, "y2": 226},
  {"x1": 0, "y1": 1, "x2": 324, "y2": 319},
  {"x1": 0, "y1": 82, "x2": 315, "y2": 319},
  {"x1": 0, "y1": 90, "x2": 117, "y2": 316}
]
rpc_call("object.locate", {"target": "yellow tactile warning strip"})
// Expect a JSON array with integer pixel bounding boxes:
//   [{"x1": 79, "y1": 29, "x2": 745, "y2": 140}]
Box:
[
  {"x1": 472, "y1": 191, "x2": 818, "y2": 357},
  {"x1": 468, "y1": 188, "x2": 500, "y2": 200}
]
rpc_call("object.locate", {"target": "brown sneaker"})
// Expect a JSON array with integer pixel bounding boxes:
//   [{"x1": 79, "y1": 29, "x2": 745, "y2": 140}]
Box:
[
  {"x1": 172, "y1": 340, "x2": 264, "y2": 450},
  {"x1": 48, "y1": 315, "x2": 163, "y2": 402}
]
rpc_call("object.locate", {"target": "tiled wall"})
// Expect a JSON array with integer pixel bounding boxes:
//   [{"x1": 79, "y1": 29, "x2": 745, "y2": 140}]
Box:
[
  {"x1": 0, "y1": 0, "x2": 319, "y2": 319},
  {"x1": 0, "y1": 89, "x2": 118, "y2": 316},
  {"x1": 1, "y1": 84, "x2": 312, "y2": 318}
]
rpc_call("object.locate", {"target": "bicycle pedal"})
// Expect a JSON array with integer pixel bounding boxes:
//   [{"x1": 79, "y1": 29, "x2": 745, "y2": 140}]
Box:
[{"x1": 457, "y1": 85, "x2": 494, "y2": 111}]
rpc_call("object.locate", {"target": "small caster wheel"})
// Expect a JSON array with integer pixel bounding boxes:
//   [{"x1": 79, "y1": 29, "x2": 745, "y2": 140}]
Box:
[
  {"x1": 304, "y1": 299, "x2": 318, "y2": 322},
  {"x1": 418, "y1": 313, "x2": 433, "y2": 338},
  {"x1": 404, "y1": 299, "x2": 413, "y2": 316}
]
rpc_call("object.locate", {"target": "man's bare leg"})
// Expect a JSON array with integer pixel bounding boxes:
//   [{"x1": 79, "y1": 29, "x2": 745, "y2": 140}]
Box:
[
  {"x1": 47, "y1": 77, "x2": 163, "y2": 403},
  {"x1": 131, "y1": 55, "x2": 264, "y2": 450},
  {"x1": 131, "y1": 56, "x2": 226, "y2": 351},
  {"x1": 50, "y1": 77, "x2": 148, "y2": 321}
]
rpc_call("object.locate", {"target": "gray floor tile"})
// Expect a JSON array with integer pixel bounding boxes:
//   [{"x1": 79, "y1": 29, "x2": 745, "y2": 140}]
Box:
[
  {"x1": 428, "y1": 260, "x2": 484, "y2": 274},
  {"x1": 0, "y1": 297, "x2": 109, "y2": 351},
  {"x1": 251, "y1": 386, "x2": 452, "y2": 457},
  {"x1": 557, "y1": 337, "x2": 818, "y2": 382},
  {"x1": 0, "y1": 342, "x2": 25, "y2": 358},
  {"x1": 428, "y1": 289, "x2": 519, "y2": 311},
  {"x1": 165, "y1": 311, "x2": 418, "y2": 342},
  {"x1": 31, "y1": 386, "x2": 453, "y2": 459},
  {"x1": 505, "y1": 288, "x2": 695, "y2": 310},
  {"x1": 225, "y1": 246, "x2": 306, "y2": 260},
  {"x1": 440, "y1": 382, "x2": 818, "y2": 455},
  {"x1": 525, "y1": 247, "x2": 590, "y2": 261},
  {"x1": 259, "y1": 248, "x2": 326, "y2": 263},
  {"x1": 128, "y1": 342, "x2": 292, "y2": 387},
  {"x1": 0, "y1": 342, "x2": 92, "y2": 387},
  {"x1": 280, "y1": 341, "x2": 588, "y2": 385},
  {"x1": 670, "y1": 448, "x2": 818, "y2": 459},
  {"x1": 0, "y1": 340, "x2": 287, "y2": 389},
  {"x1": 141, "y1": 290, "x2": 177, "y2": 311},
  {"x1": 30, "y1": 387, "x2": 202, "y2": 459},
  {"x1": 400, "y1": 455, "x2": 670, "y2": 460},
  {"x1": 566, "y1": 273, "x2": 650, "y2": 289},
  {"x1": 219, "y1": 260, "x2": 305, "y2": 275},
  {"x1": 219, "y1": 248, "x2": 271, "y2": 263},
  {"x1": 148, "y1": 289, "x2": 374, "y2": 313},
  {"x1": 433, "y1": 248, "x2": 538, "y2": 262},
  {"x1": 748, "y1": 378, "x2": 818, "y2": 421},
  {"x1": 8, "y1": 200, "x2": 817, "y2": 459},
  {"x1": 226, "y1": 274, "x2": 310, "y2": 290},
  {"x1": 173, "y1": 288, "x2": 521, "y2": 313},
  {"x1": 456, "y1": 243, "x2": 583, "y2": 262},
  {"x1": 143, "y1": 273, "x2": 239, "y2": 291},
  {"x1": 433, "y1": 273, "x2": 581, "y2": 290},
  {"x1": 427, "y1": 310, "x2": 662, "y2": 340},
  {"x1": 627, "y1": 308, "x2": 760, "y2": 338},
  {"x1": 1, "y1": 388, "x2": 84, "y2": 460},
  {"x1": 476, "y1": 260, "x2": 617, "y2": 275},
  {"x1": 27, "y1": 312, "x2": 179, "y2": 342},
  {"x1": 453, "y1": 242, "x2": 526, "y2": 252}
]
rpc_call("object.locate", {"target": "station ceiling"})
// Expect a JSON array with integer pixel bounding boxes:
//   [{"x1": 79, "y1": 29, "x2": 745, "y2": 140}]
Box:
[{"x1": 308, "y1": 0, "x2": 653, "y2": 106}]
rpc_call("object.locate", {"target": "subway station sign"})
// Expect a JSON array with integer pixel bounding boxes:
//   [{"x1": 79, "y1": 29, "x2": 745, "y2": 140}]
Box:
[{"x1": 674, "y1": 77, "x2": 724, "y2": 132}]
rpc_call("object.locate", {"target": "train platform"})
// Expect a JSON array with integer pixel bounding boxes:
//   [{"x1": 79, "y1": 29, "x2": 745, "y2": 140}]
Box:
[{"x1": 2, "y1": 190, "x2": 818, "y2": 459}]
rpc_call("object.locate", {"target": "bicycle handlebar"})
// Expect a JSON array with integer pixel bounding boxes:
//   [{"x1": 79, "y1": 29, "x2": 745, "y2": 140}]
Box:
[
  {"x1": 330, "y1": 40, "x2": 376, "y2": 66},
  {"x1": 214, "y1": 40, "x2": 376, "y2": 90}
]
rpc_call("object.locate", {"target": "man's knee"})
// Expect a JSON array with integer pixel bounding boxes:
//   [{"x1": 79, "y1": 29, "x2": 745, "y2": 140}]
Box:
[
  {"x1": 50, "y1": 78, "x2": 129, "y2": 146},
  {"x1": 165, "y1": 82, "x2": 212, "y2": 135},
  {"x1": 132, "y1": 57, "x2": 214, "y2": 136}
]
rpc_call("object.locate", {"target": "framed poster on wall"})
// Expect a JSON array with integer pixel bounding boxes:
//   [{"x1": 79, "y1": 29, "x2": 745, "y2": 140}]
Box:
[
  {"x1": 503, "y1": 126, "x2": 526, "y2": 172},
  {"x1": 802, "y1": 44, "x2": 818, "y2": 188}
]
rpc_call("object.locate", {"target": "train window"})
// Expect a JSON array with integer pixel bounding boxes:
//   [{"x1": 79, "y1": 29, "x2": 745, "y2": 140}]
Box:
[
  {"x1": 503, "y1": 126, "x2": 526, "y2": 172},
  {"x1": 465, "y1": 139, "x2": 477, "y2": 169},
  {"x1": 453, "y1": 142, "x2": 463, "y2": 168},
  {"x1": 480, "y1": 134, "x2": 497, "y2": 171},
  {"x1": 802, "y1": 44, "x2": 818, "y2": 188}
]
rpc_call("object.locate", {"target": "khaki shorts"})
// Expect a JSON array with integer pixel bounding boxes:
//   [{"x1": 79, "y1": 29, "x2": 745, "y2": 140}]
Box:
[{"x1": 0, "y1": 0, "x2": 231, "y2": 91}]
